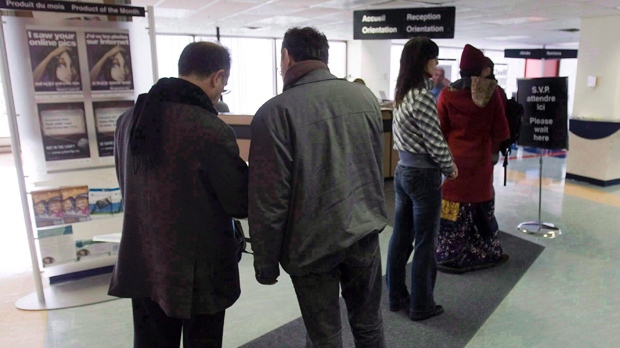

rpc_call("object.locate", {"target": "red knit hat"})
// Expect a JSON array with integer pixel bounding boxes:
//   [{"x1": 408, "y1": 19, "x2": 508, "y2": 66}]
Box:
[{"x1": 459, "y1": 44, "x2": 485, "y2": 71}]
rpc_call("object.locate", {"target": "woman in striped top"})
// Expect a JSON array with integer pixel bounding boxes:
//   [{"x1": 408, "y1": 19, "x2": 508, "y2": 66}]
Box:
[{"x1": 386, "y1": 36, "x2": 457, "y2": 322}]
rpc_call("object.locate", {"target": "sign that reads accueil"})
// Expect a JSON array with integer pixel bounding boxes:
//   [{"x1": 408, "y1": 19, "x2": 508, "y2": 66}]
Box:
[
  {"x1": 354, "y1": 7, "x2": 455, "y2": 40},
  {"x1": 516, "y1": 77, "x2": 569, "y2": 150}
]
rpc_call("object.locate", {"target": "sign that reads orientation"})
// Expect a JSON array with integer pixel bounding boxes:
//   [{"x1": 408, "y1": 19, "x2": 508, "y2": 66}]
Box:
[
  {"x1": 354, "y1": 7, "x2": 455, "y2": 40},
  {"x1": 516, "y1": 77, "x2": 569, "y2": 150}
]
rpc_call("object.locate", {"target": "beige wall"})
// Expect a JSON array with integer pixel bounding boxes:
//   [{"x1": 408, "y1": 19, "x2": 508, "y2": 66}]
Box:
[{"x1": 573, "y1": 15, "x2": 620, "y2": 120}]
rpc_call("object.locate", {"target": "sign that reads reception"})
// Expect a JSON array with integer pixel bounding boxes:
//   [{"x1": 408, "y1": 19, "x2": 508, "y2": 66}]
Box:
[
  {"x1": 354, "y1": 7, "x2": 455, "y2": 40},
  {"x1": 516, "y1": 77, "x2": 569, "y2": 150}
]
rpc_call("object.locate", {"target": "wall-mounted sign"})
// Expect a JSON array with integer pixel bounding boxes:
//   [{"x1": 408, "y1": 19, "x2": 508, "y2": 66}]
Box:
[
  {"x1": 505, "y1": 49, "x2": 578, "y2": 59},
  {"x1": 0, "y1": 0, "x2": 145, "y2": 16},
  {"x1": 516, "y1": 77, "x2": 569, "y2": 150},
  {"x1": 353, "y1": 7, "x2": 455, "y2": 40}
]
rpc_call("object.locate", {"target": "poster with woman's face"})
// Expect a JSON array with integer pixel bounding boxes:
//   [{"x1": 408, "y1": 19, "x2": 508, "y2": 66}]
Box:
[
  {"x1": 92, "y1": 100, "x2": 134, "y2": 157},
  {"x1": 85, "y1": 32, "x2": 134, "y2": 91},
  {"x1": 37, "y1": 102, "x2": 90, "y2": 162},
  {"x1": 27, "y1": 30, "x2": 82, "y2": 93}
]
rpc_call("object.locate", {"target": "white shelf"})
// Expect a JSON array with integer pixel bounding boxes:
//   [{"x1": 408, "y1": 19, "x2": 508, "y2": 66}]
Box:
[{"x1": 42, "y1": 253, "x2": 117, "y2": 278}]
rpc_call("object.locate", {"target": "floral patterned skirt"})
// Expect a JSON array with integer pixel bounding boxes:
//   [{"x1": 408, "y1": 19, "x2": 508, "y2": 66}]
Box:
[{"x1": 435, "y1": 199, "x2": 504, "y2": 268}]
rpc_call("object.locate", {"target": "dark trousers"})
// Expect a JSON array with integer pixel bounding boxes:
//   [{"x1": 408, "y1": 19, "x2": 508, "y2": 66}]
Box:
[
  {"x1": 290, "y1": 233, "x2": 385, "y2": 348},
  {"x1": 386, "y1": 165, "x2": 441, "y2": 315},
  {"x1": 132, "y1": 298, "x2": 225, "y2": 348}
]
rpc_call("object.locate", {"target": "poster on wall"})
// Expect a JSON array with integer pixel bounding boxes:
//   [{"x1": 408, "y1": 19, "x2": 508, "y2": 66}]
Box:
[
  {"x1": 27, "y1": 29, "x2": 82, "y2": 93},
  {"x1": 516, "y1": 77, "x2": 569, "y2": 150},
  {"x1": 92, "y1": 100, "x2": 134, "y2": 157},
  {"x1": 85, "y1": 32, "x2": 134, "y2": 91},
  {"x1": 37, "y1": 102, "x2": 91, "y2": 161}
]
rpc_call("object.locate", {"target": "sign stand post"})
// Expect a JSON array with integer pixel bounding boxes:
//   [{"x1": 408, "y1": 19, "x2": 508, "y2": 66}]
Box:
[
  {"x1": 517, "y1": 149, "x2": 561, "y2": 238},
  {"x1": 514, "y1": 76, "x2": 569, "y2": 239}
]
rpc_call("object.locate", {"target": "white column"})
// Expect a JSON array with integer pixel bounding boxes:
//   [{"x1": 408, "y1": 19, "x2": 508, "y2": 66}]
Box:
[
  {"x1": 572, "y1": 15, "x2": 620, "y2": 120},
  {"x1": 566, "y1": 15, "x2": 620, "y2": 185},
  {"x1": 347, "y1": 40, "x2": 392, "y2": 100}
]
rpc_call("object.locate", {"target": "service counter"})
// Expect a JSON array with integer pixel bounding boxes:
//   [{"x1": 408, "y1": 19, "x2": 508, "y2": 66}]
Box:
[
  {"x1": 218, "y1": 114, "x2": 252, "y2": 162},
  {"x1": 381, "y1": 108, "x2": 398, "y2": 178},
  {"x1": 566, "y1": 118, "x2": 620, "y2": 186},
  {"x1": 219, "y1": 111, "x2": 397, "y2": 179}
]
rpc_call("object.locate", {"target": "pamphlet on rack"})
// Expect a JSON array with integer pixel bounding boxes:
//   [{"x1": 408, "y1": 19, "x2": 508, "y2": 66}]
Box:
[
  {"x1": 31, "y1": 188, "x2": 65, "y2": 227},
  {"x1": 59, "y1": 185, "x2": 91, "y2": 224},
  {"x1": 36, "y1": 225, "x2": 76, "y2": 267},
  {"x1": 75, "y1": 238, "x2": 119, "y2": 261},
  {"x1": 89, "y1": 187, "x2": 123, "y2": 215}
]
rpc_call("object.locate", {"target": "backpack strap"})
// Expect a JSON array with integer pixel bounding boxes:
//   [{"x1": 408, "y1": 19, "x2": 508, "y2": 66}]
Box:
[{"x1": 502, "y1": 148, "x2": 511, "y2": 186}]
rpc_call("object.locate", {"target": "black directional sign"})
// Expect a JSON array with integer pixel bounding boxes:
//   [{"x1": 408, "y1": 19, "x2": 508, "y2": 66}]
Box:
[{"x1": 354, "y1": 7, "x2": 455, "y2": 40}]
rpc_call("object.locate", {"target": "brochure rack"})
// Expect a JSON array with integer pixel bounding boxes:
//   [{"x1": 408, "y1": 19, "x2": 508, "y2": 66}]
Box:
[{"x1": 0, "y1": 7, "x2": 156, "y2": 310}]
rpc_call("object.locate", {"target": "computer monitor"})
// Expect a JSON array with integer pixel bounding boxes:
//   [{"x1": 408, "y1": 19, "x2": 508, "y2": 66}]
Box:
[{"x1": 379, "y1": 90, "x2": 389, "y2": 102}]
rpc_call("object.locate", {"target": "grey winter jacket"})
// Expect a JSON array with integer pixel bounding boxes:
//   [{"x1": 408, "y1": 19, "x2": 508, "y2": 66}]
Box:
[{"x1": 248, "y1": 67, "x2": 388, "y2": 280}]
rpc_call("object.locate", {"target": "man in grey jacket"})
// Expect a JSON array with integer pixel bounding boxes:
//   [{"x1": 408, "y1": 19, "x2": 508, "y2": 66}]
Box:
[
  {"x1": 111, "y1": 42, "x2": 248, "y2": 347},
  {"x1": 248, "y1": 27, "x2": 388, "y2": 347}
]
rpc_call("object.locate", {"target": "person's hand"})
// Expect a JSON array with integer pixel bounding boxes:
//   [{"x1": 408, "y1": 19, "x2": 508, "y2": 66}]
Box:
[
  {"x1": 104, "y1": 45, "x2": 124, "y2": 60},
  {"x1": 48, "y1": 46, "x2": 72, "y2": 59},
  {"x1": 448, "y1": 163, "x2": 458, "y2": 180},
  {"x1": 256, "y1": 274, "x2": 278, "y2": 285},
  {"x1": 255, "y1": 266, "x2": 279, "y2": 285}
]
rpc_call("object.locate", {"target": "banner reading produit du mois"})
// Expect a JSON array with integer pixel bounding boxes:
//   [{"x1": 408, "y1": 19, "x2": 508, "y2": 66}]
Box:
[
  {"x1": 0, "y1": 0, "x2": 145, "y2": 16},
  {"x1": 516, "y1": 77, "x2": 569, "y2": 150}
]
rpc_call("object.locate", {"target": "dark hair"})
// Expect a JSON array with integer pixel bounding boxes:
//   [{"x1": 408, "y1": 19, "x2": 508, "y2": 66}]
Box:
[
  {"x1": 178, "y1": 41, "x2": 231, "y2": 78},
  {"x1": 353, "y1": 78, "x2": 366, "y2": 85},
  {"x1": 282, "y1": 27, "x2": 329, "y2": 64},
  {"x1": 104, "y1": 49, "x2": 131, "y2": 82},
  {"x1": 459, "y1": 67, "x2": 483, "y2": 78},
  {"x1": 48, "y1": 48, "x2": 79, "y2": 82},
  {"x1": 394, "y1": 37, "x2": 438, "y2": 107},
  {"x1": 483, "y1": 57, "x2": 496, "y2": 80}
]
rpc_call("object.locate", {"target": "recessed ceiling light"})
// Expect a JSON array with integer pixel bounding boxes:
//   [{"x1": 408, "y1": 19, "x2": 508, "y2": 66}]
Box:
[
  {"x1": 487, "y1": 35, "x2": 530, "y2": 41},
  {"x1": 485, "y1": 17, "x2": 551, "y2": 25}
]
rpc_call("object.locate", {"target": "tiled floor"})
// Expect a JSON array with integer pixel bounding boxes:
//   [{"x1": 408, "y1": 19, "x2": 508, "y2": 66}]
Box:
[{"x1": 1, "y1": 149, "x2": 619, "y2": 347}]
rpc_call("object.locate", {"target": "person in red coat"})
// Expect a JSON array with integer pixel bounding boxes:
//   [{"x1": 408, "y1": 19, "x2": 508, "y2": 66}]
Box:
[{"x1": 435, "y1": 44, "x2": 510, "y2": 273}]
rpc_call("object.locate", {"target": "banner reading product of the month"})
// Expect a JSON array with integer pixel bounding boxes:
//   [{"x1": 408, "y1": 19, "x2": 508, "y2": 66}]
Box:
[
  {"x1": 37, "y1": 102, "x2": 90, "y2": 161},
  {"x1": 27, "y1": 30, "x2": 82, "y2": 93},
  {"x1": 92, "y1": 100, "x2": 134, "y2": 157},
  {"x1": 516, "y1": 77, "x2": 569, "y2": 150},
  {"x1": 85, "y1": 32, "x2": 133, "y2": 91}
]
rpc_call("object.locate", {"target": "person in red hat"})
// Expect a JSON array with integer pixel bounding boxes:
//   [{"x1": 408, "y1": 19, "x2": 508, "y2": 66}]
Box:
[{"x1": 435, "y1": 44, "x2": 511, "y2": 274}]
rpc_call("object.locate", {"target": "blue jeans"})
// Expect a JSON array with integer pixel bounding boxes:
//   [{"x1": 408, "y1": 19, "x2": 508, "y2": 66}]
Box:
[{"x1": 386, "y1": 165, "x2": 441, "y2": 315}]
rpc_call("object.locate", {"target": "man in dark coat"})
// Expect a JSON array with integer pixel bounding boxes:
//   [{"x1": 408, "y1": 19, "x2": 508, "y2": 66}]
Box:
[
  {"x1": 248, "y1": 27, "x2": 388, "y2": 347},
  {"x1": 110, "y1": 41, "x2": 248, "y2": 347}
]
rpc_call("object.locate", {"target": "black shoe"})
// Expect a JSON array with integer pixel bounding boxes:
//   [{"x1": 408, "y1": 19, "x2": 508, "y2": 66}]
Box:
[
  {"x1": 389, "y1": 295, "x2": 410, "y2": 312},
  {"x1": 409, "y1": 305, "x2": 444, "y2": 321},
  {"x1": 438, "y1": 254, "x2": 510, "y2": 274}
]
